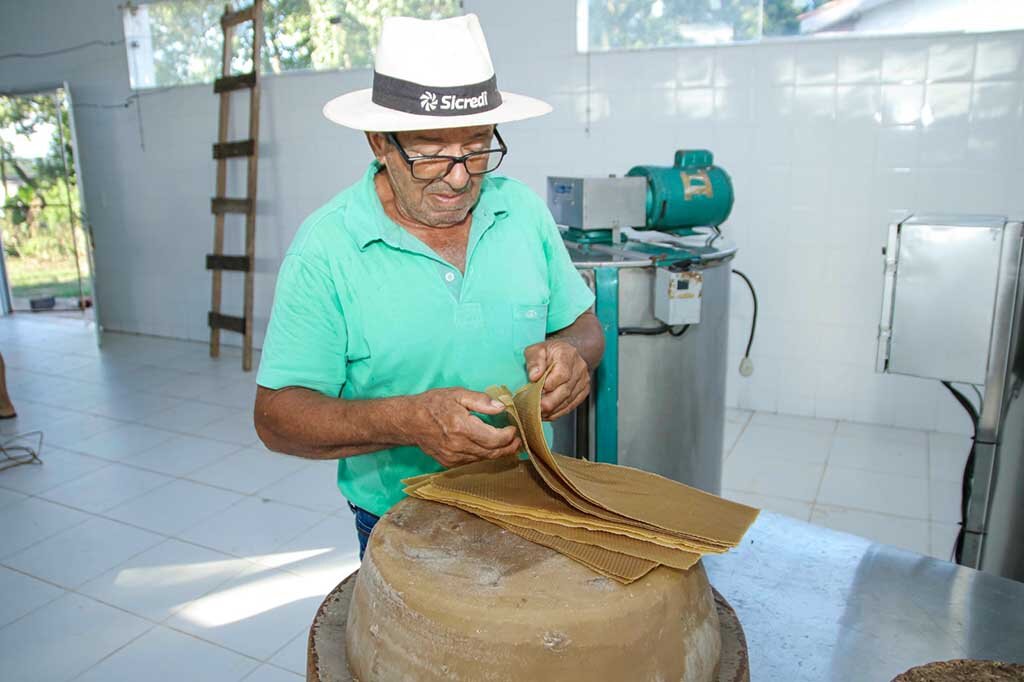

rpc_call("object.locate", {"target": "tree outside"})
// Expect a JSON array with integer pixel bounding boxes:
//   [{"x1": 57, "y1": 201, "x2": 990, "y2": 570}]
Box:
[
  {"x1": 0, "y1": 90, "x2": 91, "y2": 308},
  {"x1": 585, "y1": 0, "x2": 831, "y2": 50},
  {"x1": 126, "y1": 0, "x2": 461, "y2": 88}
]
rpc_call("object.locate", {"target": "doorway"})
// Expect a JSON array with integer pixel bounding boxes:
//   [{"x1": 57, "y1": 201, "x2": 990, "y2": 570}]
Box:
[{"x1": 0, "y1": 86, "x2": 95, "y2": 319}]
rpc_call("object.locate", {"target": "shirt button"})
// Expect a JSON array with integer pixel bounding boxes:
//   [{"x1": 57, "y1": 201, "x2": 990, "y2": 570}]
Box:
[
  {"x1": 526, "y1": 310, "x2": 538, "y2": 319},
  {"x1": 444, "y1": 272, "x2": 456, "y2": 283}
]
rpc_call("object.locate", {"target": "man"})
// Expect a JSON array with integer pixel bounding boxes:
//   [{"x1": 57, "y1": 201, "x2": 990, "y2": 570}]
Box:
[{"x1": 254, "y1": 14, "x2": 604, "y2": 558}]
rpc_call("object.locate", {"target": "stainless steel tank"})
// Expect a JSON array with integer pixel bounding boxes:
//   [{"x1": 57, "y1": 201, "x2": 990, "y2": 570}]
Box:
[{"x1": 551, "y1": 234, "x2": 735, "y2": 495}]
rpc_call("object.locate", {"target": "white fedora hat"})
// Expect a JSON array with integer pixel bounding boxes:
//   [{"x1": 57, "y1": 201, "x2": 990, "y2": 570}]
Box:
[{"x1": 323, "y1": 13, "x2": 551, "y2": 132}]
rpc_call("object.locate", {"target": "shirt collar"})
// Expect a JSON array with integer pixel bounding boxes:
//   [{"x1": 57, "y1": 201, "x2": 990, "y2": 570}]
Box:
[{"x1": 352, "y1": 160, "x2": 509, "y2": 252}]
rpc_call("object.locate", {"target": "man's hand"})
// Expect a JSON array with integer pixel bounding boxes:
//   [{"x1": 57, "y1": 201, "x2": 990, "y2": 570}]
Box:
[
  {"x1": 409, "y1": 388, "x2": 522, "y2": 468},
  {"x1": 524, "y1": 340, "x2": 591, "y2": 421}
]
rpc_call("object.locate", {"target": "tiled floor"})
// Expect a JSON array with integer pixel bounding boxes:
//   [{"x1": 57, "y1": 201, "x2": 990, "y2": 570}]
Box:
[
  {"x1": 0, "y1": 313, "x2": 969, "y2": 680},
  {"x1": 722, "y1": 409, "x2": 967, "y2": 561},
  {"x1": 1, "y1": 314, "x2": 356, "y2": 682}
]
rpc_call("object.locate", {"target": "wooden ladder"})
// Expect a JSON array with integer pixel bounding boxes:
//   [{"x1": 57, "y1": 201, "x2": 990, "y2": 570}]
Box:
[{"x1": 208, "y1": 2, "x2": 263, "y2": 371}]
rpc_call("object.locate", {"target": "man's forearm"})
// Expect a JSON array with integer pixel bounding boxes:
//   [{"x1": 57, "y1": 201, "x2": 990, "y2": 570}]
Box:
[
  {"x1": 548, "y1": 311, "x2": 605, "y2": 370},
  {"x1": 255, "y1": 386, "x2": 417, "y2": 460}
]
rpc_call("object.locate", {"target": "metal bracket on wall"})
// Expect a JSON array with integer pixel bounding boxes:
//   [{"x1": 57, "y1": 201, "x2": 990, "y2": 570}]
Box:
[{"x1": 594, "y1": 267, "x2": 619, "y2": 464}]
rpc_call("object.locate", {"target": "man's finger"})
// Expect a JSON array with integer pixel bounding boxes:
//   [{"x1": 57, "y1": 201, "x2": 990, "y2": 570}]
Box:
[
  {"x1": 549, "y1": 381, "x2": 590, "y2": 421},
  {"x1": 483, "y1": 436, "x2": 523, "y2": 460},
  {"x1": 457, "y1": 390, "x2": 507, "y2": 415},
  {"x1": 524, "y1": 345, "x2": 548, "y2": 381},
  {"x1": 463, "y1": 420, "x2": 519, "y2": 449}
]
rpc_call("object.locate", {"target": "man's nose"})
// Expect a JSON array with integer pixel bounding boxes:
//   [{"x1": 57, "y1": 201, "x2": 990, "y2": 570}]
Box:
[{"x1": 443, "y1": 160, "x2": 471, "y2": 190}]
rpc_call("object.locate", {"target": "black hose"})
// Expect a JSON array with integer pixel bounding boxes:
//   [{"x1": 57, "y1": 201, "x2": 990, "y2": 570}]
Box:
[
  {"x1": 941, "y1": 381, "x2": 978, "y2": 564},
  {"x1": 732, "y1": 269, "x2": 757, "y2": 358}
]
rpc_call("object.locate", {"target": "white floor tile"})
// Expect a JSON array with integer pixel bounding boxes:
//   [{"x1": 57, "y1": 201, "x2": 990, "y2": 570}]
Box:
[
  {"x1": 166, "y1": 563, "x2": 325, "y2": 660},
  {"x1": 189, "y1": 447, "x2": 306, "y2": 495},
  {"x1": 725, "y1": 407, "x2": 753, "y2": 425},
  {"x1": 70, "y1": 422, "x2": 177, "y2": 462},
  {"x1": 0, "y1": 592, "x2": 151, "y2": 682},
  {"x1": 928, "y1": 432, "x2": 971, "y2": 483},
  {"x1": 75, "y1": 625, "x2": 259, "y2": 682},
  {"x1": 179, "y1": 497, "x2": 325, "y2": 559},
  {"x1": 0, "y1": 496, "x2": 90, "y2": 559},
  {"x1": 730, "y1": 424, "x2": 832, "y2": 465},
  {"x1": 193, "y1": 411, "x2": 262, "y2": 446},
  {"x1": 39, "y1": 463, "x2": 172, "y2": 513},
  {"x1": 929, "y1": 478, "x2": 963, "y2": 524},
  {"x1": 722, "y1": 451, "x2": 824, "y2": 502},
  {"x1": 195, "y1": 379, "x2": 258, "y2": 410},
  {"x1": 125, "y1": 434, "x2": 243, "y2": 477},
  {"x1": 722, "y1": 421, "x2": 745, "y2": 457},
  {"x1": 79, "y1": 539, "x2": 255, "y2": 622},
  {"x1": 827, "y1": 435, "x2": 928, "y2": 478},
  {"x1": 36, "y1": 412, "x2": 125, "y2": 450},
  {"x1": 0, "y1": 486, "x2": 27, "y2": 510},
  {"x1": 82, "y1": 391, "x2": 186, "y2": 422},
  {"x1": 253, "y1": 514, "x2": 360, "y2": 589},
  {"x1": 243, "y1": 664, "x2": 303, "y2": 681},
  {"x1": 0, "y1": 565, "x2": 64, "y2": 628},
  {"x1": 835, "y1": 421, "x2": 927, "y2": 447},
  {"x1": 269, "y1": 630, "x2": 308, "y2": 675},
  {"x1": 810, "y1": 504, "x2": 931, "y2": 555},
  {"x1": 722, "y1": 489, "x2": 814, "y2": 521},
  {"x1": 257, "y1": 460, "x2": 346, "y2": 514},
  {"x1": 4, "y1": 515, "x2": 162, "y2": 588},
  {"x1": 749, "y1": 412, "x2": 837, "y2": 434},
  {"x1": 929, "y1": 522, "x2": 960, "y2": 561},
  {"x1": 817, "y1": 466, "x2": 929, "y2": 519},
  {"x1": 156, "y1": 373, "x2": 230, "y2": 400},
  {"x1": 142, "y1": 401, "x2": 239, "y2": 434},
  {"x1": 107, "y1": 479, "x2": 246, "y2": 536},
  {"x1": 0, "y1": 445, "x2": 108, "y2": 495}
]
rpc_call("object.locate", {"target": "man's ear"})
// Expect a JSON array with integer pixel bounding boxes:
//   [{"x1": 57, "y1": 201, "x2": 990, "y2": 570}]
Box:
[{"x1": 366, "y1": 131, "x2": 387, "y2": 162}]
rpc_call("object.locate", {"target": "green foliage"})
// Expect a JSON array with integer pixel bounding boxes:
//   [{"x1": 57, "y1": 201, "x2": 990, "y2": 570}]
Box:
[
  {"x1": 131, "y1": 0, "x2": 461, "y2": 85},
  {"x1": 586, "y1": 0, "x2": 830, "y2": 49},
  {"x1": 1, "y1": 92, "x2": 83, "y2": 263}
]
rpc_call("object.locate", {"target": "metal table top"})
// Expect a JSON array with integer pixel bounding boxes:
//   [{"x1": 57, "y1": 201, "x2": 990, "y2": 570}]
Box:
[{"x1": 704, "y1": 512, "x2": 1024, "y2": 681}]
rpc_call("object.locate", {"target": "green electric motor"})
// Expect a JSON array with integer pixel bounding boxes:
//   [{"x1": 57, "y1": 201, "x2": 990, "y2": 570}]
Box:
[{"x1": 626, "y1": 150, "x2": 734, "y2": 231}]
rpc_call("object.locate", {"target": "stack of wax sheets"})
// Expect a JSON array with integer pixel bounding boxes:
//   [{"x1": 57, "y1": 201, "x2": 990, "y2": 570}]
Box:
[{"x1": 403, "y1": 372, "x2": 759, "y2": 584}]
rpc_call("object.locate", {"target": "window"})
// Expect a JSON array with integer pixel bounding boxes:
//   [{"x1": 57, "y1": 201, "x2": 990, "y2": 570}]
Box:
[
  {"x1": 122, "y1": 0, "x2": 462, "y2": 90},
  {"x1": 578, "y1": 0, "x2": 1024, "y2": 52}
]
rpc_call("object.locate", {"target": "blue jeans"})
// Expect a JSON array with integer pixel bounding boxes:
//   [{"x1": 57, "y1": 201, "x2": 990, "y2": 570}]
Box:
[{"x1": 349, "y1": 502, "x2": 381, "y2": 560}]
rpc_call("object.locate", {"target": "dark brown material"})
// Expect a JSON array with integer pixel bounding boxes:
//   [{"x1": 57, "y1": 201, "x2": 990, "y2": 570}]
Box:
[
  {"x1": 210, "y1": 197, "x2": 253, "y2": 214},
  {"x1": 207, "y1": 312, "x2": 246, "y2": 334},
  {"x1": 213, "y1": 71, "x2": 257, "y2": 93},
  {"x1": 306, "y1": 572, "x2": 749, "y2": 682},
  {"x1": 220, "y1": 5, "x2": 254, "y2": 28},
  {"x1": 206, "y1": 254, "x2": 251, "y2": 272},
  {"x1": 213, "y1": 139, "x2": 255, "y2": 159},
  {"x1": 209, "y1": 3, "x2": 261, "y2": 371},
  {"x1": 0, "y1": 352, "x2": 16, "y2": 419},
  {"x1": 892, "y1": 660, "x2": 1024, "y2": 681}
]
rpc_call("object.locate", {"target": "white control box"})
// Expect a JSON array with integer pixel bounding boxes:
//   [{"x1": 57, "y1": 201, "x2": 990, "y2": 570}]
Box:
[{"x1": 654, "y1": 267, "x2": 703, "y2": 325}]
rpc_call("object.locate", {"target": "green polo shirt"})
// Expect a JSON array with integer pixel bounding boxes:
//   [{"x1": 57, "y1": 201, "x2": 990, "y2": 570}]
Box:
[{"x1": 257, "y1": 161, "x2": 594, "y2": 516}]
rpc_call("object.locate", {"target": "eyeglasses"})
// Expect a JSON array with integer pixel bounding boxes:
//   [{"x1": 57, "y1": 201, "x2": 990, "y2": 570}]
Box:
[{"x1": 385, "y1": 128, "x2": 508, "y2": 181}]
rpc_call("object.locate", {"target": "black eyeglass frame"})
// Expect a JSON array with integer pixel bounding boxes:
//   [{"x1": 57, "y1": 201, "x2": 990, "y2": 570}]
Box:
[{"x1": 385, "y1": 127, "x2": 508, "y2": 180}]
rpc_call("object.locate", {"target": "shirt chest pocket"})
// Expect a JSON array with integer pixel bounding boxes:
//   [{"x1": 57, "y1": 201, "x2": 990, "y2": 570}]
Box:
[{"x1": 512, "y1": 303, "x2": 548, "y2": 352}]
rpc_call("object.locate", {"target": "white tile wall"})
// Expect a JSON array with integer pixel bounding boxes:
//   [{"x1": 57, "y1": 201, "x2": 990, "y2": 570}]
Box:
[{"x1": 1, "y1": 1, "x2": 1020, "y2": 432}]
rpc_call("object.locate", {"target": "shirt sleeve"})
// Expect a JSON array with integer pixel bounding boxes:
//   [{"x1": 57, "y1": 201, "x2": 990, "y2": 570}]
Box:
[
  {"x1": 256, "y1": 253, "x2": 348, "y2": 397},
  {"x1": 539, "y1": 207, "x2": 596, "y2": 334}
]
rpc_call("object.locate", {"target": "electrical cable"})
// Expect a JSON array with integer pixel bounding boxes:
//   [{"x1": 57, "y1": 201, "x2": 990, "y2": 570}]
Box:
[
  {"x1": 732, "y1": 269, "x2": 757, "y2": 376},
  {"x1": 941, "y1": 380, "x2": 978, "y2": 564},
  {"x1": 0, "y1": 39, "x2": 125, "y2": 62},
  {"x1": 619, "y1": 323, "x2": 690, "y2": 337}
]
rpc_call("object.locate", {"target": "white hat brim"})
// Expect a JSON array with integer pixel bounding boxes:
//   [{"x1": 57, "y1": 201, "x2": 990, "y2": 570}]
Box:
[{"x1": 322, "y1": 89, "x2": 552, "y2": 131}]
